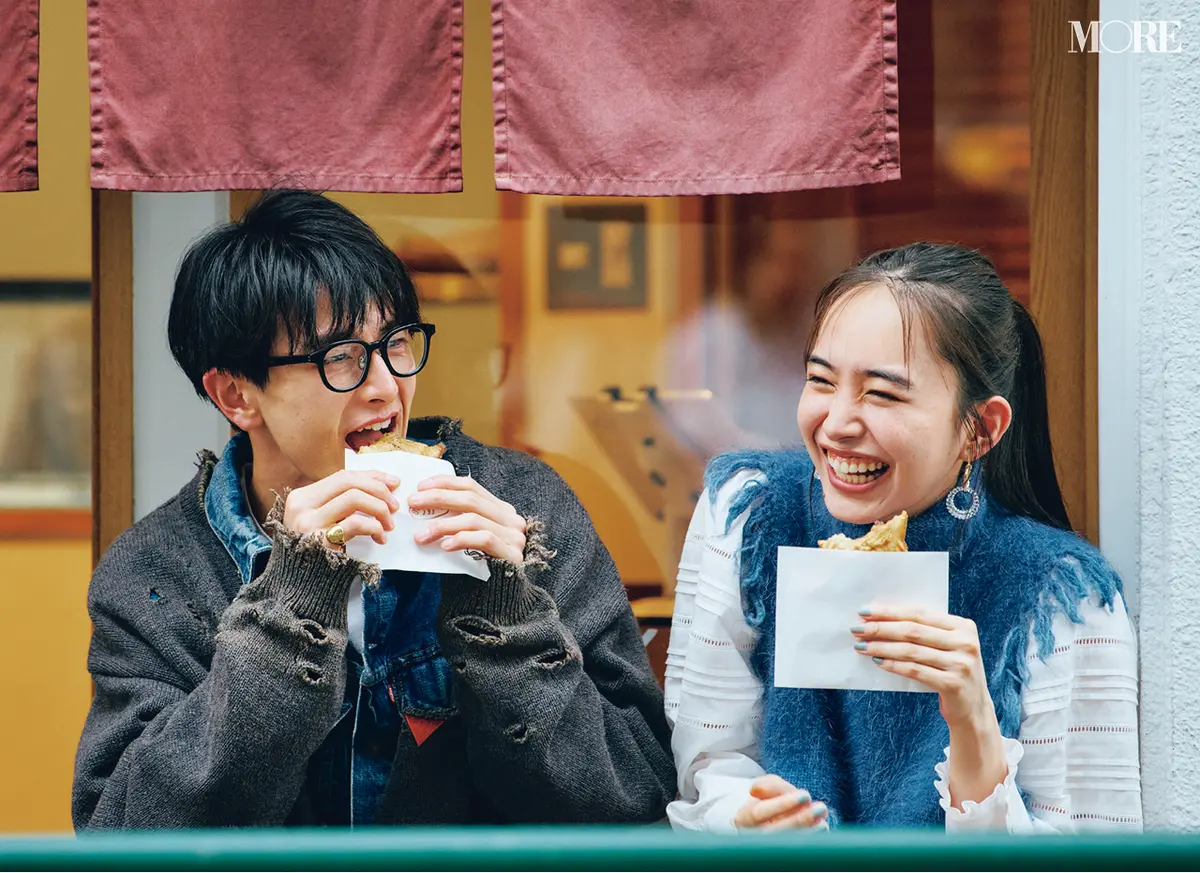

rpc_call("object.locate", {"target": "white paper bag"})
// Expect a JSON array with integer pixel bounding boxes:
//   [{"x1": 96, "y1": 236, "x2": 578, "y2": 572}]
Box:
[
  {"x1": 774, "y1": 546, "x2": 949, "y2": 693},
  {"x1": 343, "y1": 448, "x2": 490, "y2": 580}
]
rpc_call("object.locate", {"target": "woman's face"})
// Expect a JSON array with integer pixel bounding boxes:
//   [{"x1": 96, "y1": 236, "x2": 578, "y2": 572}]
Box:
[{"x1": 797, "y1": 283, "x2": 969, "y2": 525}]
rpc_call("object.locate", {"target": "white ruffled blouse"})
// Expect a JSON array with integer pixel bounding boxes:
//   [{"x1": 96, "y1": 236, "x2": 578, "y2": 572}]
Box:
[{"x1": 665, "y1": 471, "x2": 1143, "y2": 833}]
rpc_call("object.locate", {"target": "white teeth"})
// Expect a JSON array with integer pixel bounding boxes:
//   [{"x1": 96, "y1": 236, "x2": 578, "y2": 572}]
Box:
[
  {"x1": 356, "y1": 417, "x2": 392, "y2": 433},
  {"x1": 828, "y1": 454, "x2": 887, "y2": 483}
]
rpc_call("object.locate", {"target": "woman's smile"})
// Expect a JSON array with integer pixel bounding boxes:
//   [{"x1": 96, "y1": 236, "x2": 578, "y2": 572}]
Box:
[{"x1": 822, "y1": 448, "x2": 891, "y2": 490}]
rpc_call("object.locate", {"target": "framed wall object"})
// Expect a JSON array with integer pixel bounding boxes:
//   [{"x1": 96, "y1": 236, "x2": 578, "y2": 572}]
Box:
[
  {"x1": 0, "y1": 281, "x2": 92, "y2": 538},
  {"x1": 545, "y1": 200, "x2": 648, "y2": 310}
]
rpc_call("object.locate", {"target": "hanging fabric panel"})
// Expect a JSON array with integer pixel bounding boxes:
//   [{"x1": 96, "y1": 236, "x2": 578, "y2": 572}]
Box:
[
  {"x1": 0, "y1": 0, "x2": 38, "y2": 192},
  {"x1": 492, "y1": 0, "x2": 899, "y2": 196},
  {"x1": 88, "y1": 0, "x2": 463, "y2": 192}
]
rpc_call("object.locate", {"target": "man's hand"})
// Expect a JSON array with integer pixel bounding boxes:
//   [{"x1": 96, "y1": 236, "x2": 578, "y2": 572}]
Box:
[
  {"x1": 410, "y1": 475, "x2": 528, "y2": 565},
  {"x1": 283, "y1": 470, "x2": 400, "y2": 548}
]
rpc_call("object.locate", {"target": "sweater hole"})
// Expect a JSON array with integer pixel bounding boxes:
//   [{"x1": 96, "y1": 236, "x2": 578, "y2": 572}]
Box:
[
  {"x1": 148, "y1": 588, "x2": 161, "y2": 602},
  {"x1": 185, "y1": 601, "x2": 208, "y2": 627},
  {"x1": 450, "y1": 616, "x2": 504, "y2": 646},
  {"x1": 299, "y1": 620, "x2": 328, "y2": 645},
  {"x1": 534, "y1": 648, "x2": 571, "y2": 669},
  {"x1": 505, "y1": 723, "x2": 530, "y2": 744},
  {"x1": 300, "y1": 665, "x2": 323, "y2": 685}
]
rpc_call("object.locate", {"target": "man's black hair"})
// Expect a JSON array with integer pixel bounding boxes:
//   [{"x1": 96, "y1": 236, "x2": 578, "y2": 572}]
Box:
[{"x1": 168, "y1": 189, "x2": 421, "y2": 400}]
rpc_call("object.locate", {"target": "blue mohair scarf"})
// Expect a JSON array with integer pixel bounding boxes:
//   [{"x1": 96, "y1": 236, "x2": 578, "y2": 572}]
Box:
[{"x1": 705, "y1": 450, "x2": 1122, "y2": 828}]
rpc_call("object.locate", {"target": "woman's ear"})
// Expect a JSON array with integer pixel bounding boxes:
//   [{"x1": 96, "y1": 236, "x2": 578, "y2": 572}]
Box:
[
  {"x1": 201, "y1": 369, "x2": 262, "y2": 432},
  {"x1": 966, "y1": 395, "x2": 1013, "y2": 461}
]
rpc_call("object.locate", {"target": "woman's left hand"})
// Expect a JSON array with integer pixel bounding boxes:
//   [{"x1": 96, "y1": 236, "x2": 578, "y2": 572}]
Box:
[
  {"x1": 410, "y1": 475, "x2": 528, "y2": 565},
  {"x1": 851, "y1": 606, "x2": 994, "y2": 731}
]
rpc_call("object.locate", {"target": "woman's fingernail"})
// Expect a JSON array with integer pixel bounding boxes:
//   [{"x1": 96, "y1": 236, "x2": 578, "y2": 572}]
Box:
[
  {"x1": 794, "y1": 791, "x2": 811, "y2": 805},
  {"x1": 854, "y1": 641, "x2": 868, "y2": 652},
  {"x1": 810, "y1": 801, "x2": 827, "y2": 816},
  {"x1": 385, "y1": 475, "x2": 400, "y2": 486},
  {"x1": 850, "y1": 624, "x2": 865, "y2": 634},
  {"x1": 857, "y1": 607, "x2": 872, "y2": 616},
  {"x1": 872, "y1": 656, "x2": 884, "y2": 664}
]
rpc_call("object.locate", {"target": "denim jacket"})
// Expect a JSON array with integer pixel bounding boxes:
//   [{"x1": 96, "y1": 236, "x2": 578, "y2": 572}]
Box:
[{"x1": 204, "y1": 433, "x2": 455, "y2": 825}]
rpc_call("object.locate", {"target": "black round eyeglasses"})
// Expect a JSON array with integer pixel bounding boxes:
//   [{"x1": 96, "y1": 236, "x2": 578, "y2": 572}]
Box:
[{"x1": 265, "y1": 323, "x2": 436, "y2": 393}]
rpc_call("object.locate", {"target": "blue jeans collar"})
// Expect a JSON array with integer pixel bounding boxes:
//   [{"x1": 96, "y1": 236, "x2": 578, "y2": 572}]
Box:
[{"x1": 205, "y1": 432, "x2": 271, "y2": 584}]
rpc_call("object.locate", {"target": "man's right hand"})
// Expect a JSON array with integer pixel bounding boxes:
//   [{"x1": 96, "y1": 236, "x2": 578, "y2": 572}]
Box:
[
  {"x1": 734, "y1": 775, "x2": 829, "y2": 831},
  {"x1": 282, "y1": 470, "x2": 401, "y2": 548}
]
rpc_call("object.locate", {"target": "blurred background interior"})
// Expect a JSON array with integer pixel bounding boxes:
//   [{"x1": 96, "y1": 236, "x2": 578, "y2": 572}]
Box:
[{"x1": 0, "y1": 0, "x2": 1034, "y2": 832}]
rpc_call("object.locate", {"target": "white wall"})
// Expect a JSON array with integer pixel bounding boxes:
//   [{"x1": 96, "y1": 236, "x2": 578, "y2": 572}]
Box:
[
  {"x1": 132, "y1": 193, "x2": 232, "y2": 520},
  {"x1": 1100, "y1": 0, "x2": 1200, "y2": 831}
]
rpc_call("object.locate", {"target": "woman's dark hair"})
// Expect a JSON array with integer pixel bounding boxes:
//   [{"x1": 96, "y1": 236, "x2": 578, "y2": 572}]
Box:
[
  {"x1": 168, "y1": 189, "x2": 421, "y2": 399},
  {"x1": 809, "y1": 242, "x2": 1072, "y2": 531}
]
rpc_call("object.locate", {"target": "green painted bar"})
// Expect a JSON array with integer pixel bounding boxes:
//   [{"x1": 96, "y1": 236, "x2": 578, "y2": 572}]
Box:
[{"x1": 2, "y1": 827, "x2": 1199, "y2": 872}]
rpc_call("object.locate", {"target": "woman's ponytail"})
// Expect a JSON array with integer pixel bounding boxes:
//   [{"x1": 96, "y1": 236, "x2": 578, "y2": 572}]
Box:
[{"x1": 981, "y1": 300, "x2": 1072, "y2": 530}]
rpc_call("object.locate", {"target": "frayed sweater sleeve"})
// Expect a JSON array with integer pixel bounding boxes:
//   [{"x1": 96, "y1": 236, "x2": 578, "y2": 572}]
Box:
[
  {"x1": 435, "y1": 460, "x2": 675, "y2": 823},
  {"x1": 72, "y1": 507, "x2": 375, "y2": 830}
]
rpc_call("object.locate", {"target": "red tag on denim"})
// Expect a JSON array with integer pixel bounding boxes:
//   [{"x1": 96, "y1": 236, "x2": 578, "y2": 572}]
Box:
[{"x1": 405, "y1": 714, "x2": 444, "y2": 747}]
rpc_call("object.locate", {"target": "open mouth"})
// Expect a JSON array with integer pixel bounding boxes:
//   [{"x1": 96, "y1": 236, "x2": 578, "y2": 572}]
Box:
[
  {"x1": 825, "y1": 450, "x2": 890, "y2": 487},
  {"x1": 345, "y1": 415, "x2": 398, "y2": 452}
]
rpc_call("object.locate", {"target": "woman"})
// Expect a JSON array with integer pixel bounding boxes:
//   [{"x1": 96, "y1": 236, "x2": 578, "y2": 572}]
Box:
[{"x1": 665, "y1": 243, "x2": 1140, "y2": 832}]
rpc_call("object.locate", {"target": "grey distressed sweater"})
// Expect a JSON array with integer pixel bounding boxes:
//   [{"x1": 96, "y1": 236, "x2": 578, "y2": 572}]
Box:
[{"x1": 73, "y1": 417, "x2": 675, "y2": 829}]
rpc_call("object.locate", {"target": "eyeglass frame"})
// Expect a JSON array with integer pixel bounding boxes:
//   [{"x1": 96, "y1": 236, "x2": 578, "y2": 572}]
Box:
[{"x1": 265, "y1": 322, "x2": 437, "y2": 393}]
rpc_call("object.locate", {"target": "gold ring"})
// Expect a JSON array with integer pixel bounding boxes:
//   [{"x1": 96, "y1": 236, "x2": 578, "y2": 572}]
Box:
[{"x1": 325, "y1": 524, "x2": 346, "y2": 546}]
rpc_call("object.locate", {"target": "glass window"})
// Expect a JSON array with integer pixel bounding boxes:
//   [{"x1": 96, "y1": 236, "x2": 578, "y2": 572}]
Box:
[{"x1": 339, "y1": 0, "x2": 1032, "y2": 618}]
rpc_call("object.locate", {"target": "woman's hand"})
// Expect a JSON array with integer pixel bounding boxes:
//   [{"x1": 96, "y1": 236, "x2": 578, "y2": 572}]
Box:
[
  {"x1": 733, "y1": 776, "x2": 828, "y2": 831},
  {"x1": 851, "y1": 606, "x2": 994, "y2": 728},
  {"x1": 852, "y1": 606, "x2": 1008, "y2": 807},
  {"x1": 410, "y1": 475, "x2": 528, "y2": 565}
]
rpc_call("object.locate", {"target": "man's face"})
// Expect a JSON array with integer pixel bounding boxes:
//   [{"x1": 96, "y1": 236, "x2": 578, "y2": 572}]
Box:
[{"x1": 244, "y1": 300, "x2": 416, "y2": 488}]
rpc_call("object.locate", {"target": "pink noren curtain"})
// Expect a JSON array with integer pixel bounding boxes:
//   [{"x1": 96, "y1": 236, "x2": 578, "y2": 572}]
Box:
[
  {"x1": 492, "y1": 0, "x2": 899, "y2": 196},
  {"x1": 88, "y1": 0, "x2": 463, "y2": 192},
  {"x1": 0, "y1": 0, "x2": 38, "y2": 192}
]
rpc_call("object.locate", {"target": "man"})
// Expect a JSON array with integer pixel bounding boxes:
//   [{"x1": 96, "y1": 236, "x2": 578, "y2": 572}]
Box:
[{"x1": 73, "y1": 190, "x2": 675, "y2": 828}]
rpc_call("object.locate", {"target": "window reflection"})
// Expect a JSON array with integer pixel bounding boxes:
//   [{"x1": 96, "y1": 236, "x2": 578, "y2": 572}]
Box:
[{"x1": 333, "y1": 1, "x2": 1031, "y2": 671}]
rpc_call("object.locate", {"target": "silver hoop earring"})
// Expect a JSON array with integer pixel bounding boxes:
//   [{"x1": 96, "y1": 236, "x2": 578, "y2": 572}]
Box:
[{"x1": 945, "y1": 460, "x2": 980, "y2": 521}]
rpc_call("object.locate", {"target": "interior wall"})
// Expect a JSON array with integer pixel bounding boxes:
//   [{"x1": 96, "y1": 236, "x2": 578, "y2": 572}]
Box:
[{"x1": 0, "y1": 540, "x2": 93, "y2": 832}]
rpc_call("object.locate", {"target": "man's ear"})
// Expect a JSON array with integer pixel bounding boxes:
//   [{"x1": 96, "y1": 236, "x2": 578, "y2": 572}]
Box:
[
  {"x1": 965, "y1": 395, "x2": 1013, "y2": 461},
  {"x1": 201, "y1": 369, "x2": 262, "y2": 432}
]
